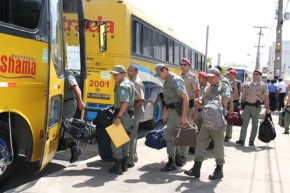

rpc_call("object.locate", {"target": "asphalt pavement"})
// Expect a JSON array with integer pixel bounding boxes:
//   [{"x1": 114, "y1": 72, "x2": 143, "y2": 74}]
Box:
[{"x1": 6, "y1": 111, "x2": 290, "y2": 193}]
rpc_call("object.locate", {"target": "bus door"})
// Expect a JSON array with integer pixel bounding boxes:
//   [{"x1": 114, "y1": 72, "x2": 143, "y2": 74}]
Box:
[
  {"x1": 39, "y1": 0, "x2": 67, "y2": 171},
  {"x1": 39, "y1": 0, "x2": 106, "y2": 170}
]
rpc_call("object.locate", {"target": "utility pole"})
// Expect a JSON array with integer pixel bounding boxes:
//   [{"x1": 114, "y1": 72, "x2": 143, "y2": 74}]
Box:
[
  {"x1": 274, "y1": 0, "x2": 283, "y2": 78},
  {"x1": 204, "y1": 25, "x2": 209, "y2": 71},
  {"x1": 254, "y1": 26, "x2": 267, "y2": 70}
]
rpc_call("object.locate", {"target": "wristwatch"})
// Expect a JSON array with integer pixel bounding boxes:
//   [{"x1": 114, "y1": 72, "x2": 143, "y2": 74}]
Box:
[{"x1": 117, "y1": 115, "x2": 122, "y2": 119}]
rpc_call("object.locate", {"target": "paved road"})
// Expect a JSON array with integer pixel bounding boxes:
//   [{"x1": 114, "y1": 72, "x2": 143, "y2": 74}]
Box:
[
  {"x1": 4, "y1": 112, "x2": 290, "y2": 193},
  {"x1": 0, "y1": 126, "x2": 149, "y2": 192}
]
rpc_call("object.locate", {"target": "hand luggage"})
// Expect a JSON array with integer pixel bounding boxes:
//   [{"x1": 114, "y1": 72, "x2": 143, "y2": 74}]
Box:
[
  {"x1": 174, "y1": 124, "x2": 198, "y2": 147},
  {"x1": 226, "y1": 112, "x2": 243, "y2": 126},
  {"x1": 258, "y1": 113, "x2": 276, "y2": 143}
]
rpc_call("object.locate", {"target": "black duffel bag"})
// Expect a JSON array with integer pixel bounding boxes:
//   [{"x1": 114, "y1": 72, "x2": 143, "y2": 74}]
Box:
[{"x1": 258, "y1": 113, "x2": 276, "y2": 143}]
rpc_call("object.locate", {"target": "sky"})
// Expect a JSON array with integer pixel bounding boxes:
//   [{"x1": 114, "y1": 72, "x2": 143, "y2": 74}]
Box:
[{"x1": 127, "y1": 0, "x2": 290, "y2": 71}]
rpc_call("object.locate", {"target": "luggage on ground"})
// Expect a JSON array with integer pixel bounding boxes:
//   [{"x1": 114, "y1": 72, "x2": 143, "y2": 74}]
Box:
[
  {"x1": 93, "y1": 106, "x2": 114, "y2": 160},
  {"x1": 145, "y1": 119, "x2": 167, "y2": 150},
  {"x1": 258, "y1": 113, "x2": 276, "y2": 143}
]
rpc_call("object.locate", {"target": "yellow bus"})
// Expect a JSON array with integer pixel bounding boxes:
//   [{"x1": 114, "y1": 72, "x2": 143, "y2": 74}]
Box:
[
  {"x1": 0, "y1": 0, "x2": 106, "y2": 185},
  {"x1": 84, "y1": 0, "x2": 205, "y2": 128}
]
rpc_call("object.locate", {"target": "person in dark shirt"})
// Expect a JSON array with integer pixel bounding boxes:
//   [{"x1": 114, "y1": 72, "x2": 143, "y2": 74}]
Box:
[{"x1": 268, "y1": 80, "x2": 278, "y2": 111}]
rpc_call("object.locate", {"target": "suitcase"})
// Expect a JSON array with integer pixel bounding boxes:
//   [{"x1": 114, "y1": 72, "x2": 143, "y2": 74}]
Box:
[
  {"x1": 279, "y1": 111, "x2": 285, "y2": 127},
  {"x1": 92, "y1": 106, "x2": 114, "y2": 160}
]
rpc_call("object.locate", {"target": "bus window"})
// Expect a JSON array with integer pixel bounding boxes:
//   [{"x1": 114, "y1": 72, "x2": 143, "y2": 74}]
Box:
[
  {"x1": 133, "y1": 21, "x2": 142, "y2": 54},
  {"x1": 154, "y1": 32, "x2": 166, "y2": 62},
  {"x1": 143, "y1": 26, "x2": 153, "y2": 57},
  {"x1": 174, "y1": 42, "x2": 180, "y2": 65},
  {"x1": 168, "y1": 39, "x2": 174, "y2": 63},
  {"x1": 180, "y1": 45, "x2": 185, "y2": 59},
  {"x1": 51, "y1": 0, "x2": 64, "y2": 77},
  {"x1": 0, "y1": 0, "x2": 42, "y2": 29}
]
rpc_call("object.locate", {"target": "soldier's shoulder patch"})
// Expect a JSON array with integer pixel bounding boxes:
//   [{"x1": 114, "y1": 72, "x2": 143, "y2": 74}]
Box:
[
  {"x1": 177, "y1": 86, "x2": 184, "y2": 93},
  {"x1": 176, "y1": 79, "x2": 183, "y2": 87},
  {"x1": 224, "y1": 87, "x2": 231, "y2": 94},
  {"x1": 121, "y1": 88, "x2": 126, "y2": 95}
]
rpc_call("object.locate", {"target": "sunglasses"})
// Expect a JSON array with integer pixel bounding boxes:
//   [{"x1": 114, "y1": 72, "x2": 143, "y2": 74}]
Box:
[
  {"x1": 180, "y1": 63, "x2": 188, "y2": 66},
  {"x1": 253, "y1": 73, "x2": 260, "y2": 75}
]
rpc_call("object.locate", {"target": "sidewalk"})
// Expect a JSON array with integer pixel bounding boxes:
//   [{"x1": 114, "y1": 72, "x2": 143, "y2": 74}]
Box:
[{"x1": 7, "y1": 112, "x2": 290, "y2": 193}]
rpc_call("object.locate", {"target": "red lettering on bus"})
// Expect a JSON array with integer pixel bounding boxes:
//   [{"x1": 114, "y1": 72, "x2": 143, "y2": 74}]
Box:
[
  {"x1": 0, "y1": 55, "x2": 36, "y2": 76},
  {"x1": 63, "y1": 16, "x2": 114, "y2": 33}
]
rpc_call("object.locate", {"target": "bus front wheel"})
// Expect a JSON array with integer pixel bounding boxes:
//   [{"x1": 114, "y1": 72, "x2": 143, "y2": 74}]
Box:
[
  {"x1": 0, "y1": 121, "x2": 17, "y2": 186},
  {"x1": 145, "y1": 96, "x2": 163, "y2": 129}
]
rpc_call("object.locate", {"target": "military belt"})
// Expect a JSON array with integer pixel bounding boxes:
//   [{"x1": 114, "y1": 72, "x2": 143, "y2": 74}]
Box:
[{"x1": 64, "y1": 97, "x2": 76, "y2": 102}]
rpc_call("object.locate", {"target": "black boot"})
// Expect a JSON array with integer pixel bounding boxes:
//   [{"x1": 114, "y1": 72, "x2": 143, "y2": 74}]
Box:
[
  {"x1": 175, "y1": 155, "x2": 184, "y2": 167},
  {"x1": 69, "y1": 143, "x2": 83, "y2": 163},
  {"x1": 122, "y1": 156, "x2": 128, "y2": 172},
  {"x1": 188, "y1": 147, "x2": 195, "y2": 154},
  {"x1": 184, "y1": 161, "x2": 202, "y2": 178},
  {"x1": 207, "y1": 140, "x2": 214, "y2": 150},
  {"x1": 161, "y1": 157, "x2": 177, "y2": 172},
  {"x1": 208, "y1": 165, "x2": 223, "y2": 180},
  {"x1": 109, "y1": 158, "x2": 123, "y2": 175}
]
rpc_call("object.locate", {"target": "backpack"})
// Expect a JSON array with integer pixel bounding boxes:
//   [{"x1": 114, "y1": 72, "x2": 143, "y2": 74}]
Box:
[
  {"x1": 258, "y1": 113, "x2": 276, "y2": 143},
  {"x1": 201, "y1": 99, "x2": 227, "y2": 130}
]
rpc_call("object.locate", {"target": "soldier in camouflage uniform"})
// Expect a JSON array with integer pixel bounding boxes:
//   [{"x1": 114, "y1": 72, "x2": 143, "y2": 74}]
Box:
[
  {"x1": 127, "y1": 65, "x2": 145, "y2": 168},
  {"x1": 63, "y1": 69, "x2": 85, "y2": 163},
  {"x1": 155, "y1": 63, "x2": 189, "y2": 172},
  {"x1": 236, "y1": 70, "x2": 270, "y2": 146},
  {"x1": 109, "y1": 65, "x2": 137, "y2": 175},
  {"x1": 185, "y1": 68, "x2": 231, "y2": 180},
  {"x1": 224, "y1": 69, "x2": 245, "y2": 142},
  {"x1": 178, "y1": 58, "x2": 199, "y2": 165}
]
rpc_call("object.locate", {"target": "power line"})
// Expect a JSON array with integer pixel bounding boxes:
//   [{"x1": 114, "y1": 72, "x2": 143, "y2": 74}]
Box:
[
  {"x1": 262, "y1": 17, "x2": 276, "y2": 47},
  {"x1": 285, "y1": 0, "x2": 289, "y2": 13}
]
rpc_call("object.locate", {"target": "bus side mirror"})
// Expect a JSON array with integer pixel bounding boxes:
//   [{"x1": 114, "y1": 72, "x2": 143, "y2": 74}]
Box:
[
  {"x1": 99, "y1": 23, "x2": 107, "y2": 52},
  {"x1": 84, "y1": 19, "x2": 107, "y2": 52}
]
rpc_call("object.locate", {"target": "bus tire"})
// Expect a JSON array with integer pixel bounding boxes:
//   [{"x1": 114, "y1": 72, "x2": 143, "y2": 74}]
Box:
[
  {"x1": 0, "y1": 121, "x2": 18, "y2": 186},
  {"x1": 146, "y1": 96, "x2": 163, "y2": 129}
]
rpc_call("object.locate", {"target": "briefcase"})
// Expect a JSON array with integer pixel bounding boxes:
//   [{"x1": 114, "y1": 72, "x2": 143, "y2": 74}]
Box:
[
  {"x1": 174, "y1": 124, "x2": 197, "y2": 147},
  {"x1": 226, "y1": 112, "x2": 243, "y2": 126}
]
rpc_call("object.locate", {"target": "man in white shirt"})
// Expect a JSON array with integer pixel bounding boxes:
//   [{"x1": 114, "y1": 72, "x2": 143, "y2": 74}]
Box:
[{"x1": 278, "y1": 78, "x2": 286, "y2": 111}]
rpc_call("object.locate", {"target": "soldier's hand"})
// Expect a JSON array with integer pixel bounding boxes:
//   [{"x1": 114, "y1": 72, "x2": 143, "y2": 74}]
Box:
[
  {"x1": 78, "y1": 102, "x2": 85, "y2": 111},
  {"x1": 181, "y1": 117, "x2": 188, "y2": 127},
  {"x1": 114, "y1": 117, "x2": 121, "y2": 126},
  {"x1": 228, "y1": 107, "x2": 234, "y2": 115},
  {"x1": 191, "y1": 111, "x2": 197, "y2": 120},
  {"x1": 162, "y1": 113, "x2": 167, "y2": 122}
]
